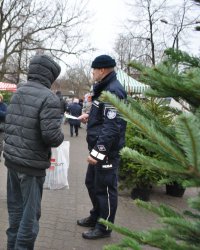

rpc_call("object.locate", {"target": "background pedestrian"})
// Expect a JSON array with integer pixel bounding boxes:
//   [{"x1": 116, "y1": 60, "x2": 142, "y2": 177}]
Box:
[{"x1": 67, "y1": 97, "x2": 82, "y2": 137}]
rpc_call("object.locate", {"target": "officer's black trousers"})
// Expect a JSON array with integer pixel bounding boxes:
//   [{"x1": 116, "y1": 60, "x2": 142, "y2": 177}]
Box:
[{"x1": 85, "y1": 157, "x2": 120, "y2": 232}]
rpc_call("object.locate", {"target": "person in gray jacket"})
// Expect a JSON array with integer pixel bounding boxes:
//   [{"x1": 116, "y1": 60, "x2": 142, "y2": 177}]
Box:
[{"x1": 3, "y1": 54, "x2": 64, "y2": 250}]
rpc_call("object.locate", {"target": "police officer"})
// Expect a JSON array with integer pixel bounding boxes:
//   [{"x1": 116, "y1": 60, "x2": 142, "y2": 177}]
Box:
[{"x1": 77, "y1": 55, "x2": 127, "y2": 239}]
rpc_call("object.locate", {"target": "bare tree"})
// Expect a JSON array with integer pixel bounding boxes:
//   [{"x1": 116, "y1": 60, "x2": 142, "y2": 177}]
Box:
[
  {"x1": 61, "y1": 62, "x2": 91, "y2": 98},
  {"x1": 114, "y1": 33, "x2": 153, "y2": 74},
  {"x1": 0, "y1": 0, "x2": 91, "y2": 82},
  {"x1": 194, "y1": 0, "x2": 200, "y2": 30},
  {"x1": 114, "y1": 0, "x2": 199, "y2": 68},
  {"x1": 125, "y1": 0, "x2": 168, "y2": 66},
  {"x1": 160, "y1": 0, "x2": 200, "y2": 51}
]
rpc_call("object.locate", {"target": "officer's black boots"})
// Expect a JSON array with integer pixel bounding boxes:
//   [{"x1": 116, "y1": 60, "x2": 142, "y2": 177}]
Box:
[
  {"x1": 82, "y1": 228, "x2": 111, "y2": 239},
  {"x1": 77, "y1": 216, "x2": 96, "y2": 227},
  {"x1": 77, "y1": 217, "x2": 111, "y2": 239}
]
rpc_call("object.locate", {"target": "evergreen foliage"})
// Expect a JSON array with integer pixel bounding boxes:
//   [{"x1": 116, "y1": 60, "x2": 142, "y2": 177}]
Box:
[
  {"x1": 100, "y1": 49, "x2": 200, "y2": 249},
  {"x1": 119, "y1": 97, "x2": 176, "y2": 190},
  {"x1": 0, "y1": 91, "x2": 13, "y2": 104}
]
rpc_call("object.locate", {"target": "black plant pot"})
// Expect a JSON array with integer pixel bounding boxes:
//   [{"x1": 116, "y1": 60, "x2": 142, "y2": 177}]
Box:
[
  {"x1": 131, "y1": 187, "x2": 151, "y2": 201},
  {"x1": 166, "y1": 182, "x2": 185, "y2": 197}
]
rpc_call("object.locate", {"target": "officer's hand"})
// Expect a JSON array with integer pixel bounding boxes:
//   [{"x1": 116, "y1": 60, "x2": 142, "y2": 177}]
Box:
[
  {"x1": 78, "y1": 113, "x2": 89, "y2": 124},
  {"x1": 87, "y1": 155, "x2": 97, "y2": 165}
]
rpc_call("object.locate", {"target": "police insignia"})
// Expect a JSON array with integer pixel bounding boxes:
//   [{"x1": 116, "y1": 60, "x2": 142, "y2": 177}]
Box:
[
  {"x1": 97, "y1": 145, "x2": 106, "y2": 151},
  {"x1": 107, "y1": 109, "x2": 117, "y2": 119}
]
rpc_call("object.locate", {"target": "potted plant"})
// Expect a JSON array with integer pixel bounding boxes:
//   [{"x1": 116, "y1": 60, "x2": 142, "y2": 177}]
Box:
[
  {"x1": 159, "y1": 176, "x2": 186, "y2": 197},
  {"x1": 166, "y1": 181, "x2": 185, "y2": 197},
  {"x1": 118, "y1": 97, "x2": 177, "y2": 201},
  {"x1": 120, "y1": 155, "x2": 164, "y2": 201},
  {"x1": 119, "y1": 122, "x2": 164, "y2": 201},
  {"x1": 129, "y1": 163, "x2": 161, "y2": 201}
]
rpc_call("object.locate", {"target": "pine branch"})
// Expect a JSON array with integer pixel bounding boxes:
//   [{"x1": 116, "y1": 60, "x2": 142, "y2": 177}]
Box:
[
  {"x1": 106, "y1": 238, "x2": 143, "y2": 250},
  {"x1": 100, "y1": 219, "x2": 199, "y2": 250},
  {"x1": 129, "y1": 58, "x2": 200, "y2": 108},
  {"x1": 145, "y1": 67, "x2": 200, "y2": 108},
  {"x1": 164, "y1": 49, "x2": 200, "y2": 68},
  {"x1": 133, "y1": 137, "x2": 177, "y2": 163},
  {"x1": 176, "y1": 114, "x2": 200, "y2": 173},
  {"x1": 144, "y1": 228, "x2": 200, "y2": 250},
  {"x1": 121, "y1": 147, "x2": 187, "y2": 176},
  {"x1": 182, "y1": 179, "x2": 200, "y2": 187},
  {"x1": 188, "y1": 196, "x2": 200, "y2": 211},
  {"x1": 161, "y1": 217, "x2": 200, "y2": 244},
  {"x1": 101, "y1": 91, "x2": 187, "y2": 166},
  {"x1": 129, "y1": 61, "x2": 185, "y2": 97},
  {"x1": 184, "y1": 210, "x2": 200, "y2": 220},
  {"x1": 135, "y1": 200, "x2": 183, "y2": 218},
  {"x1": 127, "y1": 97, "x2": 177, "y2": 141},
  {"x1": 99, "y1": 219, "x2": 146, "y2": 241}
]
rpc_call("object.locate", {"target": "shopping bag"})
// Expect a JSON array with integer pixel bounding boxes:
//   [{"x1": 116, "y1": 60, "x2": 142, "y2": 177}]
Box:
[{"x1": 44, "y1": 141, "x2": 70, "y2": 190}]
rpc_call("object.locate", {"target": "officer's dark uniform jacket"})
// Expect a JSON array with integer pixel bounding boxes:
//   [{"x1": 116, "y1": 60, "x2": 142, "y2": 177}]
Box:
[
  {"x1": 87, "y1": 71, "x2": 127, "y2": 163},
  {"x1": 3, "y1": 55, "x2": 64, "y2": 176}
]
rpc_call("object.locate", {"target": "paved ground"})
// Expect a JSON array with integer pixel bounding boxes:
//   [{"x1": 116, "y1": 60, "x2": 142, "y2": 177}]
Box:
[{"x1": 0, "y1": 124, "x2": 199, "y2": 250}]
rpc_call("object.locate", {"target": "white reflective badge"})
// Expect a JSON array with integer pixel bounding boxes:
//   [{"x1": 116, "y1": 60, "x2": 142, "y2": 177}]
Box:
[
  {"x1": 107, "y1": 109, "x2": 117, "y2": 119},
  {"x1": 102, "y1": 164, "x2": 112, "y2": 169}
]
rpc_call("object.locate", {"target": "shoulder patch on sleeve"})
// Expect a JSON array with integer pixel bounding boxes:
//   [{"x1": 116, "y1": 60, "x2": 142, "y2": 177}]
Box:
[
  {"x1": 107, "y1": 109, "x2": 117, "y2": 119},
  {"x1": 97, "y1": 145, "x2": 106, "y2": 151}
]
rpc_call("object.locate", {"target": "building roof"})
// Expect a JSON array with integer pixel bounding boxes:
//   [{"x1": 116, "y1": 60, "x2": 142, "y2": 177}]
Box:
[
  {"x1": 116, "y1": 69, "x2": 148, "y2": 94},
  {"x1": 0, "y1": 82, "x2": 17, "y2": 92}
]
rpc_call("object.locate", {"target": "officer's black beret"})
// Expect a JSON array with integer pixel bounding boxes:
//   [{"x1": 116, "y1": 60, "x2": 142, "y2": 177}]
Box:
[{"x1": 91, "y1": 55, "x2": 116, "y2": 69}]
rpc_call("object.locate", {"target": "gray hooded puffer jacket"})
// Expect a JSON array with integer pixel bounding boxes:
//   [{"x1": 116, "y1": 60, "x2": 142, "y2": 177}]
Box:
[{"x1": 3, "y1": 55, "x2": 64, "y2": 176}]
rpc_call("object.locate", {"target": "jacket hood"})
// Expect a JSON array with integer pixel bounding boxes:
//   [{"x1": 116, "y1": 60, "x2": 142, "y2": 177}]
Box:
[{"x1": 27, "y1": 55, "x2": 61, "y2": 88}]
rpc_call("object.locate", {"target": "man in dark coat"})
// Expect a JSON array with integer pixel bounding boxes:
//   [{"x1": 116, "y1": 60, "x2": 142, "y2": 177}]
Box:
[
  {"x1": 67, "y1": 97, "x2": 82, "y2": 137},
  {"x1": 77, "y1": 55, "x2": 127, "y2": 239},
  {"x1": 3, "y1": 54, "x2": 64, "y2": 249},
  {"x1": 56, "y1": 90, "x2": 66, "y2": 124}
]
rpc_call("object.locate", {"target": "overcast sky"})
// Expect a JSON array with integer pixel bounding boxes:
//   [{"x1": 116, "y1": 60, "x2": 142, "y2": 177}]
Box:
[{"x1": 87, "y1": 0, "x2": 129, "y2": 56}]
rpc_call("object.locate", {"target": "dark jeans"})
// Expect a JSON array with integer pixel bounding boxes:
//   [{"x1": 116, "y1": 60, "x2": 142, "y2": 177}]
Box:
[
  {"x1": 7, "y1": 168, "x2": 45, "y2": 250},
  {"x1": 70, "y1": 124, "x2": 79, "y2": 136},
  {"x1": 85, "y1": 157, "x2": 119, "y2": 232}
]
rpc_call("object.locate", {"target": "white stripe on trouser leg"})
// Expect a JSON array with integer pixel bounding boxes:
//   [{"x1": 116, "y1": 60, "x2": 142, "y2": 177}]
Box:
[{"x1": 106, "y1": 186, "x2": 111, "y2": 230}]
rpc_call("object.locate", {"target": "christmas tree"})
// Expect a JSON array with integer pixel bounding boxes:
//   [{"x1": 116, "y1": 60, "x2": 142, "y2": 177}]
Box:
[{"x1": 100, "y1": 48, "x2": 200, "y2": 250}]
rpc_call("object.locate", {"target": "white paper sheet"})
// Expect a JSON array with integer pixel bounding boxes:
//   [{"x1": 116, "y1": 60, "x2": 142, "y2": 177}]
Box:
[{"x1": 65, "y1": 113, "x2": 79, "y2": 120}]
